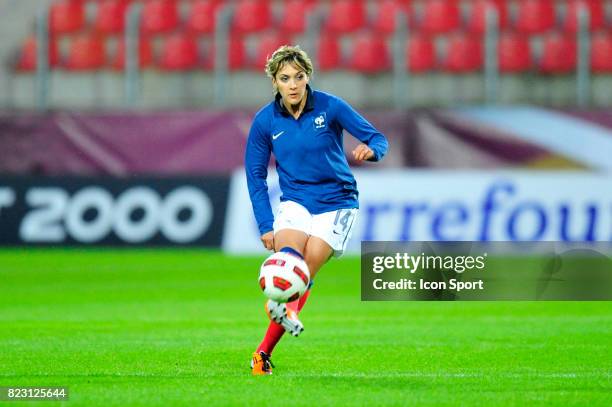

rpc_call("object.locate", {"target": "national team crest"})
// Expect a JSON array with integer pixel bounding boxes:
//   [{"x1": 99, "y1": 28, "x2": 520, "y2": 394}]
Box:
[{"x1": 313, "y1": 113, "x2": 327, "y2": 130}]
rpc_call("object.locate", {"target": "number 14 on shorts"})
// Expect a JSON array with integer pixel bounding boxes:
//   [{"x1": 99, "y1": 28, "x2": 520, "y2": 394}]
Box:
[{"x1": 333, "y1": 209, "x2": 355, "y2": 235}]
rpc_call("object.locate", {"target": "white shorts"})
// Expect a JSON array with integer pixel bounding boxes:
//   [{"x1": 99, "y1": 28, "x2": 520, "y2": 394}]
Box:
[{"x1": 273, "y1": 200, "x2": 358, "y2": 258}]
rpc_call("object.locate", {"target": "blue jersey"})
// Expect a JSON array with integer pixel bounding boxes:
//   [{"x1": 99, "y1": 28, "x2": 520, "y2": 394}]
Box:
[{"x1": 245, "y1": 85, "x2": 388, "y2": 235}]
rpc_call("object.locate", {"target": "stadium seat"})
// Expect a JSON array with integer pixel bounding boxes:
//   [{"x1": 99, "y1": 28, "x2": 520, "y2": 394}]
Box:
[
  {"x1": 324, "y1": 0, "x2": 367, "y2": 34},
  {"x1": 316, "y1": 33, "x2": 342, "y2": 71},
  {"x1": 15, "y1": 36, "x2": 60, "y2": 72},
  {"x1": 141, "y1": 0, "x2": 180, "y2": 35},
  {"x1": 443, "y1": 34, "x2": 483, "y2": 72},
  {"x1": 498, "y1": 32, "x2": 532, "y2": 73},
  {"x1": 591, "y1": 33, "x2": 612, "y2": 73},
  {"x1": 64, "y1": 34, "x2": 106, "y2": 71},
  {"x1": 466, "y1": 0, "x2": 509, "y2": 34},
  {"x1": 538, "y1": 33, "x2": 576, "y2": 73},
  {"x1": 562, "y1": 0, "x2": 605, "y2": 33},
  {"x1": 158, "y1": 33, "x2": 199, "y2": 71},
  {"x1": 187, "y1": 0, "x2": 222, "y2": 34},
  {"x1": 417, "y1": 0, "x2": 460, "y2": 34},
  {"x1": 514, "y1": 0, "x2": 556, "y2": 34},
  {"x1": 406, "y1": 34, "x2": 436, "y2": 72},
  {"x1": 232, "y1": 0, "x2": 272, "y2": 34},
  {"x1": 49, "y1": 0, "x2": 85, "y2": 35},
  {"x1": 349, "y1": 33, "x2": 391, "y2": 73},
  {"x1": 94, "y1": 0, "x2": 129, "y2": 34},
  {"x1": 371, "y1": 0, "x2": 411, "y2": 35},
  {"x1": 203, "y1": 36, "x2": 246, "y2": 71},
  {"x1": 251, "y1": 32, "x2": 291, "y2": 69},
  {"x1": 279, "y1": 0, "x2": 318, "y2": 35},
  {"x1": 110, "y1": 37, "x2": 153, "y2": 70}
]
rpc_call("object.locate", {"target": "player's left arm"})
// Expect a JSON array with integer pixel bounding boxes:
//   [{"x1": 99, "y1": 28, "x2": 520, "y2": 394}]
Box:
[{"x1": 334, "y1": 97, "x2": 389, "y2": 162}]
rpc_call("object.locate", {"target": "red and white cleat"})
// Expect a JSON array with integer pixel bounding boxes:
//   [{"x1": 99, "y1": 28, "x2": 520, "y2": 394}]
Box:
[{"x1": 265, "y1": 299, "x2": 304, "y2": 337}]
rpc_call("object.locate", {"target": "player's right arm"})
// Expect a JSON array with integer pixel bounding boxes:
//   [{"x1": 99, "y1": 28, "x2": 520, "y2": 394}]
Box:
[{"x1": 245, "y1": 113, "x2": 275, "y2": 244}]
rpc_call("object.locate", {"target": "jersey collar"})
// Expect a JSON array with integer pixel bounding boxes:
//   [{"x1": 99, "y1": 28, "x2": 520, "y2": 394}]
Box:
[{"x1": 274, "y1": 84, "x2": 315, "y2": 116}]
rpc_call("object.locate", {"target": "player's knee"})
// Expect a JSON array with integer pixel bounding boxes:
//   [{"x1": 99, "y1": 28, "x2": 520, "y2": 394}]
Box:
[
  {"x1": 274, "y1": 229, "x2": 308, "y2": 254},
  {"x1": 274, "y1": 238, "x2": 304, "y2": 254}
]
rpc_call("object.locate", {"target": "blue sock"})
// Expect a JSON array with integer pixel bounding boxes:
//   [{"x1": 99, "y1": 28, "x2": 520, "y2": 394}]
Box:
[{"x1": 280, "y1": 246, "x2": 304, "y2": 260}]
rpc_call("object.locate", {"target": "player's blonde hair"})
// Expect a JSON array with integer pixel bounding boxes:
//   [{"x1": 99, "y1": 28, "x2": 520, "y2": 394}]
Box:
[{"x1": 265, "y1": 45, "x2": 314, "y2": 89}]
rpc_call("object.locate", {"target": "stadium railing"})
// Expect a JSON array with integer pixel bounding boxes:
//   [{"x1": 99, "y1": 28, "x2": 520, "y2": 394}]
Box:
[{"x1": 10, "y1": 0, "x2": 612, "y2": 110}]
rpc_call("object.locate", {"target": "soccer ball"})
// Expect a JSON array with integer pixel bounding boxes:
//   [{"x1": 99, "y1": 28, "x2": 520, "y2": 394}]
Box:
[{"x1": 258, "y1": 251, "x2": 310, "y2": 303}]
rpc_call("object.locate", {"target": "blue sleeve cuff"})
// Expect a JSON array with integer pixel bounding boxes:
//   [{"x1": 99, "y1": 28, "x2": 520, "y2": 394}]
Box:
[{"x1": 259, "y1": 222, "x2": 274, "y2": 236}]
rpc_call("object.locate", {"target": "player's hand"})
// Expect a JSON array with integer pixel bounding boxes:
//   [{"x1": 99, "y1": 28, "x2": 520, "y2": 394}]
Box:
[
  {"x1": 352, "y1": 144, "x2": 374, "y2": 162},
  {"x1": 260, "y1": 231, "x2": 275, "y2": 252}
]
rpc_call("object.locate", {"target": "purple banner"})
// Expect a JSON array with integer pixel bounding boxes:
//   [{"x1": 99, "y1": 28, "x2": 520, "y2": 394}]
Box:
[{"x1": 1, "y1": 107, "x2": 608, "y2": 175}]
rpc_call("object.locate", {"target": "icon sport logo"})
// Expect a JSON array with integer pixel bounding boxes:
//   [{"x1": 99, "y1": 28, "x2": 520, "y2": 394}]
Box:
[
  {"x1": 272, "y1": 131, "x2": 284, "y2": 140},
  {"x1": 313, "y1": 113, "x2": 327, "y2": 130}
]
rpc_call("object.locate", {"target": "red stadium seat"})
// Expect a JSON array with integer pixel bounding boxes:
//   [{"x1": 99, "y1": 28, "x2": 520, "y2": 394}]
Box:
[
  {"x1": 538, "y1": 33, "x2": 576, "y2": 73},
  {"x1": 514, "y1": 0, "x2": 556, "y2": 34},
  {"x1": 203, "y1": 36, "x2": 246, "y2": 71},
  {"x1": 232, "y1": 0, "x2": 272, "y2": 34},
  {"x1": 466, "y1": 0, "x2": 509, "y2": 34},
  {"x1": 94, "y1": 0, "x2": 129, "y2": 34},
  {"x1": 406, "y1": 34, "x2": 436, "y2": 72},
  {"x1": 279, "y1": 0, "x2": 318, "y2": 35},
  {"x1": 251, "y1": 32, "x2": 291, "y2": 69},
  {"x1": 349, "y1": 33, "x2": 391, "y2": 73},
  {"x1": 372, "y1": 0, "x2": 411, "y2": 35},
  {"x1": 141, "y1": 0, "x2": 180, "y2": 35},
  {"x1": 187, "y1": 0, "x2": 222, "y2": 34},
  {"x1": 591, "y1": 33, "x2": 612, "y2": 73},
  {"x1": 317, "y1": 34, "x2": 342, "y2": 71},
  {"x1": 49, "y1": 0, "x2": 85, "y2": 35},
  {"x1": 498, "y1": 33, "x2": 532, "y2": 73},
  {"x1": 158, "y1": 33, "x2": 199, "y2": 71},
  {"x1": 325, "y1": 0, "x2": 367, "y2": 34},
  {"x1": 15, "y1": 36, "x2": 60, "y2": 72},
  {"x1": 417, "y1": 0, "x2": 460, "y2": 34},
  {"x1": 562, "y1": 0, "x2": 605, "y2": 33},
  {"x1": 64, "y1": 34, "x2": 106, "y2": 71},
  {"x1": 110, "y1": 37, "x2": 153, "y2": 70},
  {"x1": 443, "y1": 34, "x2": 483, "y2": 72}
]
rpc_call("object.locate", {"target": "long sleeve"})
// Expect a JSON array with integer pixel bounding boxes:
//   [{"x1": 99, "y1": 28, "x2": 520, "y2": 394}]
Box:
[
  {"x1": 334, "y1": 97, "x2": 389, "y2": 162},
  {"x1": 245, "y1": 117, "x2": 274, "y2": 235}
]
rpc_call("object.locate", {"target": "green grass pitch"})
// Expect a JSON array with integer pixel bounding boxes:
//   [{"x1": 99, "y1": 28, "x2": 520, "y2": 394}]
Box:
[{"x1": 0, "y1": 249, "x2": 611, "y2": 406}]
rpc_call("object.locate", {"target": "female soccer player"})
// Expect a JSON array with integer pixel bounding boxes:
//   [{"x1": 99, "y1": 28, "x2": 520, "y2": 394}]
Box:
[{"x1": 246, "y1": 45, "x2": 388, "y2": 375}]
